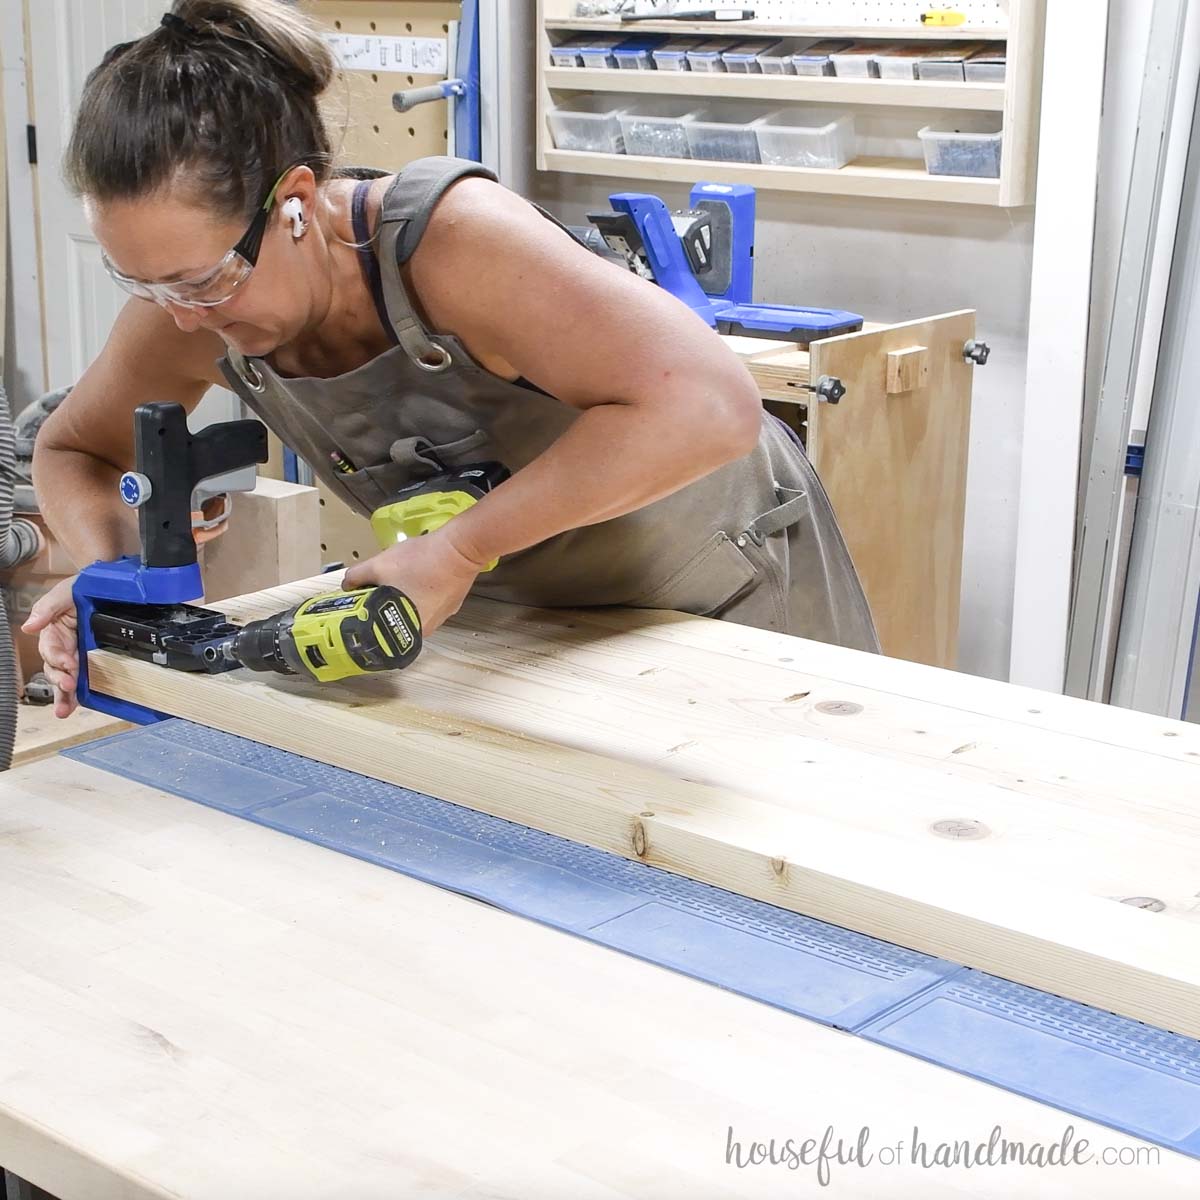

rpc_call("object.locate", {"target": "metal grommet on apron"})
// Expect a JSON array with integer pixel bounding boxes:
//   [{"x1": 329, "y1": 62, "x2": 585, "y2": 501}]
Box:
[
  {"x1": 414, "y1": 344, "x2": 452, "y2": 372},
  {"x1": 232, "y1": 352, "x2": 266, "y2": 393}
]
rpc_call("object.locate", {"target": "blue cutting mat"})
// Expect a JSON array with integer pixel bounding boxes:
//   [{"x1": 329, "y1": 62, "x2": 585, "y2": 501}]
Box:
[{"x1": 66, "y1": 719, "x2": 1200, "y2": 1160}]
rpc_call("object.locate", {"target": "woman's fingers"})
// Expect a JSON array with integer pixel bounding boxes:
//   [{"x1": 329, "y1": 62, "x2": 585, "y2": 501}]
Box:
[{"x1": 21, "y1": 577, "x2": 77, "y2": 634}]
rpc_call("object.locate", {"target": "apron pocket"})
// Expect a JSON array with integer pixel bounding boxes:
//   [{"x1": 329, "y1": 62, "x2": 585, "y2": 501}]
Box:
[
  {"x1": 629, "y1": 531, "x2": 759, "y2": 617},
  {"x1": 339, "y1": 430, "x2": 491, "y2": 510}
]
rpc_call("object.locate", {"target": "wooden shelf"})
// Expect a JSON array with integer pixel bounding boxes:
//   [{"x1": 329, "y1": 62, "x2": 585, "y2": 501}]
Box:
[
  {"x1": 545, "y1": 66, "x2": 1006, "y2": 112},
  {"x1": 537, "y1": 1, "x2": 1043, "y2": 206},
  {"x1": 546, "y1": 18, "x2": 1006, "y2": 41},
  {"x1": 540, "y1": 148, "x2": 1001, "y2": 205}
]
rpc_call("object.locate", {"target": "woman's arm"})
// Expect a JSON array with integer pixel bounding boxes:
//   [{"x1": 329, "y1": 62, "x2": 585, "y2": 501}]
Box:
[
  {"x1": 33, "y1": 299, "x2": 224, "y2": 565},
  {"x1": 403, "y1": 176, "x2": 764, "y2": 571}
]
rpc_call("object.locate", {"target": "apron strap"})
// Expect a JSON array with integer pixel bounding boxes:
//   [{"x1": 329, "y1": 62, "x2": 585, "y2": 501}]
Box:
[{"x1": 376, "y1": 157, "x2": 498, "y2": 369}]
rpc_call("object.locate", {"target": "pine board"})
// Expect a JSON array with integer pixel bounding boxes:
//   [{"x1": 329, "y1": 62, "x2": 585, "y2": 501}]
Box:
[
  {"x1": 4, "y1": 756, "x2": 1195, "y2": 1198},
  {"x1": 86, "y1": 574, "x2": 1200, "y2": 1039}
]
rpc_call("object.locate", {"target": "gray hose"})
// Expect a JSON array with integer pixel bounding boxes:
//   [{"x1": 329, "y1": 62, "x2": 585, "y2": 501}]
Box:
[{"x1": 1, "y1": 381, "x2": 44, "y2": 771}]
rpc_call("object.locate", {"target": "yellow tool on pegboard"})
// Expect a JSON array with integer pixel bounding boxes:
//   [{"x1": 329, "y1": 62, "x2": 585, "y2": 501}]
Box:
[{"x1": 920, "y1": 9, "x2": 967, "y2": 25}]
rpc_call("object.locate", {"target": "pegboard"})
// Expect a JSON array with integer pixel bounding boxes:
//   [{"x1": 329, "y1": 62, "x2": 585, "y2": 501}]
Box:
[
  {"x1": 299, "y1": 2, "x2": 461, "y2": 566},
  {"x1": 305, "y1": 1, "x2": 459, "y2": 171},
  {"x1": 584, "y1": 0, "x2": 1009, "y2": 24},
  {"x1": 718, "y1": 0, "x2": 1006, "y2": 23}
]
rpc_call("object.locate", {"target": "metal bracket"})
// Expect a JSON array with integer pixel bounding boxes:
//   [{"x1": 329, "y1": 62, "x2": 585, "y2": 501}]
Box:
[{"x1": 963, "y1": 339, "x2": 991, "y2": 366}]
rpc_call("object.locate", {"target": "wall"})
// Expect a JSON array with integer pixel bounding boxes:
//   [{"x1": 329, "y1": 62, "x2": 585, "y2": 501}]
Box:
[{"x1": 529, "y1": 169, "x2": 1034, "y2": 681}]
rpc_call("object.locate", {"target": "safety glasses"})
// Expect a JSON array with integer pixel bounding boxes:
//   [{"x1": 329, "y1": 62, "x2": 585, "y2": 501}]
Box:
[{"x1": 101, "y1": 167, "x2": 292, "y2": 308}]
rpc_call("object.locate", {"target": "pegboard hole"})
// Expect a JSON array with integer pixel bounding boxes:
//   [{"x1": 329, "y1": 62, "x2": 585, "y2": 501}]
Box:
[
  {"x1": 406, "y1": 22, "x2": 413, "y2": 32},
  {"x1": 319, "y1": 497, "x2": 325, "y2": 507},
  {"x1": 320, "y1": 543, "x2": 327, "y2": 552},
  {"x1": 407, "y1": 75, "x2": 414, "y2": 84},
  {"x1": 408, "y1": 127, "x2": 416, "y2": 137},
  {"x1": 369, "y1": 20, "x2": 376, "y2": 31},
  {"x1": 333, "y1": 19, "x2": 341, "y2": 29},
  {"x1": 371, "y1": 73, "x2": 378, "y2": 83},
  {"x1": 352, "y1": 550, "x2": 361, "y2": 559},
  {"x1": 442, "y1": 23, "x2": 449, "y2": 32},
  {"x1": 373, "y1": 124, "x2": 380, "y2": 134}
]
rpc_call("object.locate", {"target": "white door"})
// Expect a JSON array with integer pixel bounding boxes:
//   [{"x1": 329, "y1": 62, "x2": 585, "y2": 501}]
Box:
[
  {"x1": 29, "y1": 0, "x2": 161, "y2": 392},
  {"x1": 27, "y1": 0, "x2": 236, "y2": 425}
]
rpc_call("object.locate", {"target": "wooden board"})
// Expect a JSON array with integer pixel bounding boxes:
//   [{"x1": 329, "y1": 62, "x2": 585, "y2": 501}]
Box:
[
  {"x1": 4, "y1": 756, "x2": 1195, "y2": 1199},
  {"x1": 12, "y1": 703, "x2": 130, "y2": 769},
  {"x1": 84, "y1": 574, "x2": 1200, "y2": 1040},
  {"x1": 809, "y1": 311, "x2": 975, "y2": 668},
  {"x1": 199, "y1": 479, "x2": 321, "y2": 603}
]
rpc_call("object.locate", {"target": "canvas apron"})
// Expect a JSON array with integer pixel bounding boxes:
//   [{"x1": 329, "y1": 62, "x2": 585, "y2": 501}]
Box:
[{"x1": 219, "y1": 156, "x2": 879, "y2": 652}]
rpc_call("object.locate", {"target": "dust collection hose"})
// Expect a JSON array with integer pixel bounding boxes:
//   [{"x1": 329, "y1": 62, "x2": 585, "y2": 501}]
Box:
[{"x1": 1, "y1": 381, "x2": 44, "y2": 771}]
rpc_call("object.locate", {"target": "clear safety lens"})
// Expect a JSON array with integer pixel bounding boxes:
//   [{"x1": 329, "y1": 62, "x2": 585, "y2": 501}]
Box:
[{"x1": 102, "y1": 248, "x2": 255, "y2": 308}]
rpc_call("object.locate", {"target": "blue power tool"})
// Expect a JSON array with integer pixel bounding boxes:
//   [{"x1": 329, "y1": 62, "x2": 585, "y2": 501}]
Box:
[
  {"x1": 585, "y1": 182, "x2": 863, "y2": 345},
  {"x1": 73, "y1": 403, "x2": 269, "y2": 724}
]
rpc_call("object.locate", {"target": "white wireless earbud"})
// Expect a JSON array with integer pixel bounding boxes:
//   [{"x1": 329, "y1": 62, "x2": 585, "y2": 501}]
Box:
[{"x1": 281, "y1": 196, "x2": 306, "y2": 239}]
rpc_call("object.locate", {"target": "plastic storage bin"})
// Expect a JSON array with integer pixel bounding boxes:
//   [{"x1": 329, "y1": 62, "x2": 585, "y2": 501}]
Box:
[
  {"x1": 684, "y1": 102, "x2": 771, "y2": 163},
  {"x1": 722, "y1": 40, "x2": 781, "y2": 73},
  {"x1": 915, "y1": 42, "x2": 987, "y2": 81},
  {"x1": 876, "y1": 44, "x2": 947, "y2": 80},
  {"x1": 688, "y1": 39, "x2": 738, "y2": 72},
  {"x1": 549, "y1": 37, "x2": 590, "y2": 68},
  {"x1": 918, "y1": 121, "x2": 1003, "y2": 177},
  {"x1": 964, "y1": 44, "x2": 1007, "y2": 82},
  {"x1": 791, "y1": 39, "x2": 852, "y2": 76},
  {"x1": 613, "y1": 35, "x2": 669, "y2": 70},
  {"x1": 547, "y1": 96, "x2": 628, "y2": 154},
  {"x1": 577, "y1": 36, "x2": 624, "y2": 69},
  {"x1": 652, "y1": 37, "x2": 703, "y2": 70},
  {"x1": 619, "y1": 99, "x2": 702, "y2": 158},
  {"x1": 830, "y1": 43, "x2": 895, "y2": 78},
  {"x1": 757, "y1": 39, "x2": 807, "y2": 74},
  {"x1": 756, "y1": 110, "x2": 855, "y2": 168}
]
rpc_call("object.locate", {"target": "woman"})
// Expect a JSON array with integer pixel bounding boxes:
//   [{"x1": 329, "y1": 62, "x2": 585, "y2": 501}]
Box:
[{"x1": 25, "y1": 0, "x2": 878, "y2": 719}]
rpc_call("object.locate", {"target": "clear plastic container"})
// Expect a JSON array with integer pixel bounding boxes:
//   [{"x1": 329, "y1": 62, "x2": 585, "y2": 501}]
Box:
[
  {"x1": 791, "y1": 39, "x2": 852, "y2": 76},
  {"x1": 549, "y1": 37, "x2": 590, "y2": 69},
  {"x1": 684, "y1": 102, "x2": 772, "y2": 163},
  {"x1": 757, "y1": 39, "x2": 809, "y2": 74},
  {"x1": 619, "y1": 99, "x2": 702, "y2": 159},
  {"x1": 829, "y1": 44, "x2": 893, "y2": 78},
  {"x1": 688, "y1": 39, "x2": 739, "y2": 72},
  {"x1": 918, "y1": 121, "x2": 1003, "y2": 178},
  {"x1": 915, "y1": 43, "x2": 987, "y2": 81},
  {"x1": 577, "y1": 37, "x2": 624, "y2": 69},
  {"x1": 876, "y1": 44, "x2": 946, "y2": 81},
  {"x1": 613, "y1": 35, "x2": 669, "y2": 70},
  {"x1": 547, "y1": 95, "x2": 629, "y2": 154},
  {"x1": 965, "y1": 44, "x2": 1007, "y2": 82},
  {"x1": 756, "y1": 110, "x2": 855, "y2": 169},
  {"x1": 722, "y1": 40, "x2": 781, "y2": 73},
  {"x1": 652, "y1": 36, "x2": 703, "y2": 71}
]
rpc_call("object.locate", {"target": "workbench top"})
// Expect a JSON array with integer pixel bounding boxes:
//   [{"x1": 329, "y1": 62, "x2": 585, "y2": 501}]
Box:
[{"x1": 2, "y1": 755, "x2": 1196, "y2": 1199}]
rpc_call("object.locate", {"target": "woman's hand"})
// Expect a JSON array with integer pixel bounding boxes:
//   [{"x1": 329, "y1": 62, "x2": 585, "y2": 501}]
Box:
[
  {"x1": 341, "y1": 530, "x2": 485, "y2": 635},
  {"x1": 21, "y1": 577, "x2": 80, "y2": 718}
]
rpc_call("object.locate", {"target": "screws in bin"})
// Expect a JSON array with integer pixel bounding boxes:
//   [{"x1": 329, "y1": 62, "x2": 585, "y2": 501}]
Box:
[
  {"x1": 963, "y1": 339, "x2": 991, "y2": 366},
  {"x1": 810, "y1": 375, "x2": 845, "y2": 405}
]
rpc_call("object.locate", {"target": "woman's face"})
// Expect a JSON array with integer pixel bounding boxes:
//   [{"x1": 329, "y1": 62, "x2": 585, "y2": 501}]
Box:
[{"x1": 88, "y1": 177, "x2": 318, "y2": 357}]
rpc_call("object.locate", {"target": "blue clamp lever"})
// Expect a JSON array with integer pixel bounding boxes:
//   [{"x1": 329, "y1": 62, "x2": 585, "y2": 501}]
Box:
[{"x1": 73, "y1": 403, "x2": 268, "y2": 724}]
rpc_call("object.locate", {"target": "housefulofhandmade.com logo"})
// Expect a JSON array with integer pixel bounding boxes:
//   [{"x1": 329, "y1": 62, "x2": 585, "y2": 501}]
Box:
[{"x1": 725, "y1": 1124, "x2": 1161, "y2": 1187}]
